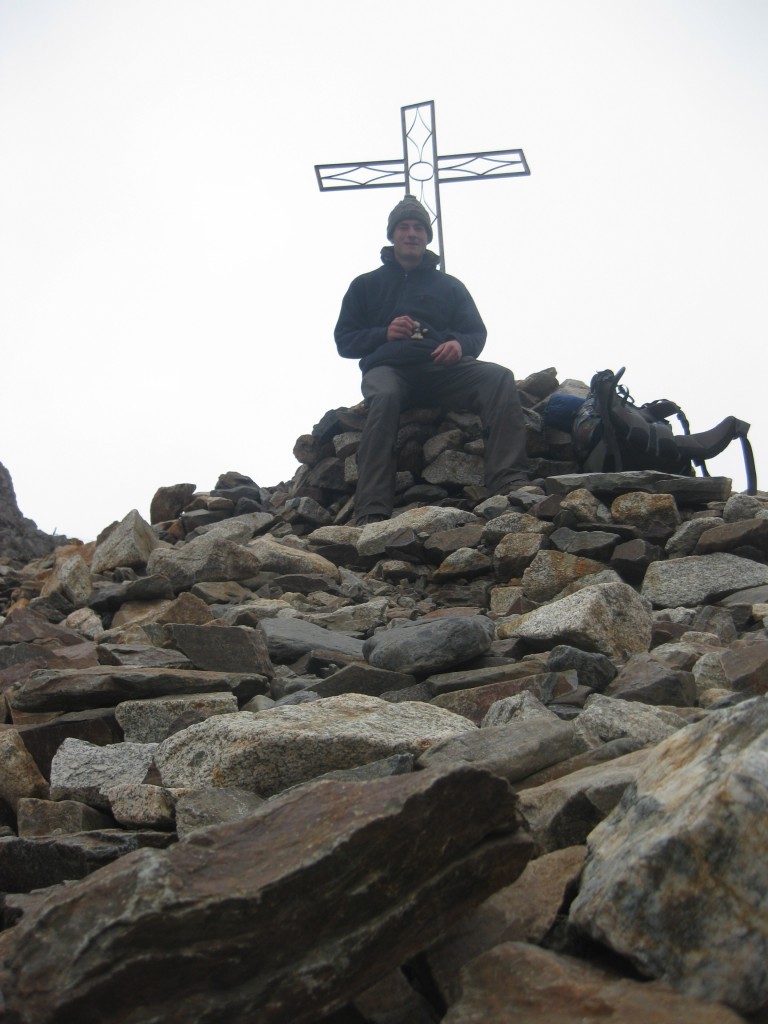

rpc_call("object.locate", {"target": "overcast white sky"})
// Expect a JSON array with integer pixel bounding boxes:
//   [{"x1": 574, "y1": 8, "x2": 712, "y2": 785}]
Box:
[{"x1": 2, "y1": 0, "x2": 766, "y2": 543}]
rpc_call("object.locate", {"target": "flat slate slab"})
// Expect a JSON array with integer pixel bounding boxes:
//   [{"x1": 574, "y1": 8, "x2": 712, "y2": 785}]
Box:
[{"x1": 11, "y1": 667, "x2": 268, "y2": 713}]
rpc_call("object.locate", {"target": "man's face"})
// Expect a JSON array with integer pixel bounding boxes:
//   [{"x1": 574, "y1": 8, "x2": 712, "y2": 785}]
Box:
[{"x1": 391, "y1": 218, "x2": 428, "y2": 266}]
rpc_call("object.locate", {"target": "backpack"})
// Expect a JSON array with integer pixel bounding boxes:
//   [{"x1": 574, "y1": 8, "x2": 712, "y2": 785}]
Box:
[{"x1": 567, "y1": 368, "x2": 757, "y2": 494}]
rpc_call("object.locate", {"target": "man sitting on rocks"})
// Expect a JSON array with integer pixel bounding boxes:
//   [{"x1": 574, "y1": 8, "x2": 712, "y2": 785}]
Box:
[{"x1": 334, "y1": 195, "x2": 532, "y2": 525}]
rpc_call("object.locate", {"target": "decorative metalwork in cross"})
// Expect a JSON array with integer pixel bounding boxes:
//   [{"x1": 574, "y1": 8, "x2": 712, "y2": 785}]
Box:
[{"x1": 315, "y1": 100, "x2": 529, "y2": 271}]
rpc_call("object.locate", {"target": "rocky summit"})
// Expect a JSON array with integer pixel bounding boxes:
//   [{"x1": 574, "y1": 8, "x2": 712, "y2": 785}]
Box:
[{"x1": 1, "y1": 367, "x2": 768, "y2": 1023}]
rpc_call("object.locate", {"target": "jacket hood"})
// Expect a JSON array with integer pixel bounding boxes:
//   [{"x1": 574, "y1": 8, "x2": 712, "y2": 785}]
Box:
[{"x1": 380, "y1": 246, "x2": 441, "y2": 270}]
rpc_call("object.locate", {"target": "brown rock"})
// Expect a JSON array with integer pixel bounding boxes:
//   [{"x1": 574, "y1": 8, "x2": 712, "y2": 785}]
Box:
[
  {"x1": 311, "y1": 663, "x2": 417, "y2": 698},
  {"x1": 521, "y1": 550, "x2": 607, "y2": 603},
  {"x1": 694, "y1": 518, "x2": 768, "y2": 557},
  {"x1": 610, "y1": 491, "x2": 681, "y2": 533},
  {"x1": 610, "y1": 538, "x2": 665, "y2": 582},
  {"x1": 0, "y1": 768, "x2": 532, "y2": 1024},
  {"x1": 431, "y1": 673, "x2": 577, "y2": 726},
  {"x1": 154, "y1": 592, "x2": 215, "y2": 625},
  {"x1": 442, "y1": 942, "x2": 744, "y2": 1023},
  {"x1": 163, "y1": 623, "x2": 273, "y2": 677},
  {"x1": 17, "y1": 798, "x2": 114, "y2": 837},
  {"x1": 0, "y1": 608, "x2": 85, "y2": 647},
  {"x1": 427, "y1": 846, "x2": 587, "y2": 1004},
  {"x1": 720, "y1": 640, "x2": 768, "y2": 693},
  {"x1": 13, "y1": 707, "x2": 121, "y2": 779},
  {"x1": 0, "y1": 730, "x2": 49, "y2": 811},
  {"x1": 607, "y1": 653, "x2": 697, "y2": 707},
  {"x1": 11, "y1": 666, "x2": 268, "y2": 713},
  {"x1": 423, "y1": 523, "x2": 485, "y2": 563},
  {"x1": 516, "y1": 747, "x2": 650, "y2": 853},
  {"x1": 150, "y1": 483, "x2": 197, "y2": 525},
  {"x1": 0, "y1": 830, "x2": 174, "y2": 895},
  {"x1": 493, "y1": 533, "x2": 547, "y2": 581}
]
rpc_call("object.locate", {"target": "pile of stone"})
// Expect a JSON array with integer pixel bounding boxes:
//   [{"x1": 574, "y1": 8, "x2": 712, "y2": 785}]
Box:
[
  {"x1": 290, "y1": 366, "x2": 582, "y2": 524},
  {"x1": 1, "y1": 372, "x2": 768, "y2": 1022},
  {"x1": 0, "y1": 462, "x2": 66, "y2": 566}
]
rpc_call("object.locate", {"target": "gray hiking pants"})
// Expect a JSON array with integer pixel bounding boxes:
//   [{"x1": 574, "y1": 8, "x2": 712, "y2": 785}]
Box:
[{"x1": 355, "y1": 357, "x2": 529, "y2": 519}]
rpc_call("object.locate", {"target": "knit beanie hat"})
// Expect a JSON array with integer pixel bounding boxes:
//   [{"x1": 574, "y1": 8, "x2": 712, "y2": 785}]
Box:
[{"x1": 386, "y1": 195, "x2": 433, "y2": 243}]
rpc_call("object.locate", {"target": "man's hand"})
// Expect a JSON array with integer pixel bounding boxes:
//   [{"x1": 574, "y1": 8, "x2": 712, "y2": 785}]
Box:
[
  {"x1": 386, "y1": 315, "x2": 417, "y2": 341},
  {"x1": 431, "y1": 339, "x2": 463, "y2": 365}
]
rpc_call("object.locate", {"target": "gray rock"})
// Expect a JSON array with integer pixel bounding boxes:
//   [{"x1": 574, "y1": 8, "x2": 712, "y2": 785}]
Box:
[
  {"x1": 423, "y1": 450, "x2": 484, "y2": 486},
  {"x1": 517, "y1": 747, "x2": 651, "y2": 854},
  {"x1": 146, "y1": 534, "x2": 264, "y2": 590},
  {"x1": 97, "y1": 643, "x2": 192, "y2": 669},
  {"x1": 357, "y1": 507, "x2": 479, "y2": 557},
  {"x1": 247, "y1": 536, "x2": 341, "y2": 581},
  {"x1": 502, "y1": 582, "x2": 652, "y2": 661},
  {"x1": 104, "y1": 784, "x2": 176, "y2": 830},
  {"x1": 544, "y1": 472, "x2": 731, "y2": 503},
  {"x1": 547, "y1": 645, "x2": 617, "y2": 691},
  {"x1": 521, "y1": 550, "x2": 609, "y2": 603},
  {"x1": 569, "y1": 697, "x2": 768, "y2": 1012},
  {"x1": 665, "y1": 517, "x2": 724, "y2": 558},
  {"x1": 40, "y1": 553, "x2": 93, "y2": 607},
  {"x1": 481, "y1": 691, "x2": 561, "y2": 728},
  {"x1": 481, "y1": 511, "x2": 553, "y2": 546},
  {"x1": 723, "y1": 493, "x2": 768, "y2": 522},
  {"x1": 642, "y1": 553, "x2": 768, "y2": 608},
  {"x1": 573, "y1": 694, "x2": 687, "y2": 750},
  {"x1": 115, "y1": 692, "x2": 239, "y2": 743},
  {"x1": 311, "y1": 663, "x2": 417, "y2": 699},
  {"x1": 692, "y1": 651, "x2": 729, "y2": 696},
  {"x1": 284, "y1": 497, "x2": 332, "y2": 525},
  {"x1": 50, "y1": 739, "x2": 158, "y2": 809},
  {"x1": 559, "y1": 487, "x2": 612, "y2": 524},
  {"x1": 173, "y1": 786, "x2": 265, "y2": 838},
  {"x1": 307, "y1": 752, "x2": 415, "y2": 784},
  {"x1": 550, "y1": 527, "x2": 619, "y2": 560},
  {"x1": 155, "y1": 695, "x2": 475, "y2": 797},
  {"x1": 185, "y1": 517, "x2": 262, "y2": 545},
  {"x1": 91, "y1": 509, "x2": 159, "y2": 574},
  {"x1": 259, "y1": 616, "x2": 365, "y2": 662},
  {"x1": 417, "y1": 717, "x2": 584, "y2": 784},
  {"x1": 363, "y1": 616, "x2": 495, "y2": 676},
  {"x1": 303, "y1": 597, "x2": 389, "y2": 634}
]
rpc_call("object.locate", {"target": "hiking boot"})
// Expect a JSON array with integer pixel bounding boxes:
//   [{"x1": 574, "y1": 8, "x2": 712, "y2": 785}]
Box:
[
  {"x1": 355, "y1": 514, "x2": 388, "y2": 527},
  {"x1": 506, "y1": 477, "x2": 545, "y2": 496}
]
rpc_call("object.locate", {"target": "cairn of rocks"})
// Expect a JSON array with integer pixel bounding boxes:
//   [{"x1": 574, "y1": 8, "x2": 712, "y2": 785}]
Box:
[{"x1": 1, "y1": 368, "x2": 767, "y2": 1023}]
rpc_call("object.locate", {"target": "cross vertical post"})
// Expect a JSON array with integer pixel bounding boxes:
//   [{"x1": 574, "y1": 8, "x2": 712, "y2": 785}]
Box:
[
  {"x1": 315, "y1": 100, "x2": 529, "y2": 271},
  {"x1": 401, "y1": 101, "x2": 445, "y2": 267}
]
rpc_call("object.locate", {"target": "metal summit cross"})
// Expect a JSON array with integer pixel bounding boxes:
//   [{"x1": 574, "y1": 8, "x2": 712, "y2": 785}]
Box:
[{"x1": 314, "y1": 100, "x2": 529, "y2": 271}]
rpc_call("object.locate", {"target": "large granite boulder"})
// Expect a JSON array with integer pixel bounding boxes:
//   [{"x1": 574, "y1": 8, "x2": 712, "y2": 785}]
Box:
[{"x1": 155, "y1": 694, "x2": 476, "y2": 797}]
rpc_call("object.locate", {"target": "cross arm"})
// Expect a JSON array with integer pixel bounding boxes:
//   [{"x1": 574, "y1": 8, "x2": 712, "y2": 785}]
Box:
[
  {"x1": 436, "y1": 148, "x2": 530, "y2": 183},
  {"x1": 315, "y1": 159, "x2": 406, "y2": 191}
]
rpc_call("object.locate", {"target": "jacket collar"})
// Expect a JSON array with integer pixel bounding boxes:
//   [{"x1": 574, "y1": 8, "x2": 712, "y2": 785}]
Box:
[{"x1": 380, "y1": 246, "x2": 441, "y2": 271}]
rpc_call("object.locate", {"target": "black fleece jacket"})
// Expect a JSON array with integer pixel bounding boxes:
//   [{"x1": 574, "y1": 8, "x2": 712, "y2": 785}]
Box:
[{"x1": 334, "y1": 247, "x2": 487, "y2": 374}]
